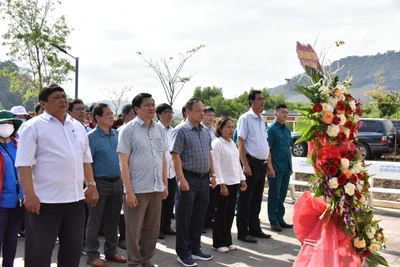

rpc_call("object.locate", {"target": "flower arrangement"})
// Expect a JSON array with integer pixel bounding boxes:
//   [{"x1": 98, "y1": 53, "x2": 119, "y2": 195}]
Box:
[{"x1": 294, "y1": 65, "x2": 389, "y2": 267}]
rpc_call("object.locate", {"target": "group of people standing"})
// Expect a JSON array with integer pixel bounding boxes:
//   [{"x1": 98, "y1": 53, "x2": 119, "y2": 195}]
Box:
[{"x1": 0, "y1": 85, "x2": 294, "y2": 267}]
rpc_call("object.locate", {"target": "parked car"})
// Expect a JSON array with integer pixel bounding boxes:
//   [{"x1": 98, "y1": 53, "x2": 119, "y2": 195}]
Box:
[{"x1": 291, "y1": 118, "x2": 396, "y2": 159}]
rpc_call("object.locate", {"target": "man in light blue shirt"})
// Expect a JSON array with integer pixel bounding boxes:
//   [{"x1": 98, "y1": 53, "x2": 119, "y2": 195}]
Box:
[
  {"x1": 86, "y1": 103, "x2": 126, "y2": 266},
  {"x1": 236, "y1": 90, "x2": 274, "y2": 243}
]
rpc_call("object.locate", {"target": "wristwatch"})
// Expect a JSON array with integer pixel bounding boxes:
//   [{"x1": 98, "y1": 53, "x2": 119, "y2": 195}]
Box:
[
  {"x1": 86, "y1": 181, "x2": 96, "y2": 187},
  {"x1": 211, "y1": 174, "x2": 217, "y2": 177}
]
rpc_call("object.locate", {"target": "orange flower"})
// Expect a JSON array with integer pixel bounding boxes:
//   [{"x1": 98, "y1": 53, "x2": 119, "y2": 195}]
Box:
[
  {"x1": 342, "y1": 169, "x2": 352, "y2": 178},
  {"x1": 334, "y1": 90, "x2": 342, "y2": 97},
  {"x1": 322, "y1": 111, "x2": 334, "y2": 124}
]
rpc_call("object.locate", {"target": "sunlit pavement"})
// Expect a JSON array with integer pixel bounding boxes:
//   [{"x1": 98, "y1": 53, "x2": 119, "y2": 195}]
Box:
[{"x1": 9, "y1": 195, "x2": 400, "y2": 267}]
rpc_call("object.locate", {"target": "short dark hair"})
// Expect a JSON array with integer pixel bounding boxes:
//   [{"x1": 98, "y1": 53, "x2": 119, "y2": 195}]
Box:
[
  {"x1": 156, "y1": 103, "x2": 172, "y2": 120},
  {"x1": 39, "y1": 84, "x2": 65, "y2": 102},
  {"x1": 132, "y1": 93, "x2": 153, "y2": 115},
  {"x1": 204, "y1": 106, "x2": 215, "y2": 113},
  {"x1": 181, "y1": 105, "x2": 186, "y2": 118},
  {"x1": 215, "y1": 117, "x2": 232, "y2": 138},
  {"x1": 89, "y1": 103, "x2": 97, "y2": 113},
  {"x1": 274, "y1": 104, "x2": 288, "y2": 112},
  {"x1": 34, "y1": 103, "x2": 42, "y2": 114},
  {"x1": 248, "y1": 90, "x2": 262, "y2": 106},
  {"x1": 122, "y1": 104, "x2": 133, "y2": 115},
  {"x1": 112, "y1": 117, "x2": 124, "y2": 129},
  {"x1": 185, "y1": 98, "x2": 202, "y2": 111},
  {"x1": 68, "y1": 99, "x2": 84, "y2": 112},
  {"x1": 92, "y1": 103, "x2": 109, "y2": 123}
]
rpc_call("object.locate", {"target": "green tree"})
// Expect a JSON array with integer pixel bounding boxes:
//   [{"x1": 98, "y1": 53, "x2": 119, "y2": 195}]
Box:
[
  {"x1": 0, "y1": 0, "x2": 74, "y2": 104},
  {"x1": 193, "y1": 86, "x2": 223, "y2": 102},
  {"x1": 137, "y1": 45, "x2": 205, "y2": 106}
]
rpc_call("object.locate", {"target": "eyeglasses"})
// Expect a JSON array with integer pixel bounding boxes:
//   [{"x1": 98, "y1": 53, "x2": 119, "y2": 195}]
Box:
[
  {"x1": 72, "y1": 108, "x2": 85, "y2": 111},
  {"x1": 162, "y1": 111, "x2": 174, "y2": 115}
]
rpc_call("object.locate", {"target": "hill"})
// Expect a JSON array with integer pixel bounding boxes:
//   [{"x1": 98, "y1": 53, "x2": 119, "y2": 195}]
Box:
[{"x1": 268, "y1": 50, "x2": 400, "y2": 104}]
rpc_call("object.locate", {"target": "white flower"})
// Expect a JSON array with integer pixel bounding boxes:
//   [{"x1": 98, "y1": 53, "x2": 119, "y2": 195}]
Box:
[
  {"x1": 353, "y1": 114, "x2": 360, "y2": 123},
  {"x1": 383, "y1": 235, "x2": 389, "y2": 243},
  {"x1": 340, "y1": 94, "x2": 346, "y2": 101},
  {"x1": 329, "y1": 97, "x2": 339, "y2": 107},
  {"x1": 349, "y1": 100, "x2": 356, "y2": 110},
  {"x1": 366, "y1": 228, "x2": 376, "y2": 239},
  {"x1": 344, "y1": 183, "x2": 355, "y2": 196},
  {"x1": 337, "y1": 114, "x2": 346, "y2": 126},
  {"x1": 336, "y1": 85, "x2": 345, "y2": 91},
  {"x1": 319, "y1": 86, "x2": 330, "y2": 95},
  {"x1": 327, "y1": 124, "x2": 340, "y2": 137},
  {"x1": 344, "y1": 127, "x2": 350, "y2": 138},
  {"x1": 341, "y1": 158, "x2": 350, "y2": 169},
  {"x1": 354, "y1": 162, "x2": 364, "y2": 172},
  {"x1": 322, "y1": 103, "x2": 334, "y2": 112},
  {"x1": 360, "y1": 196, "x2": 367, "y2": 204},
  {"x1": 329, "y1": 178, "x2": 339, "y2": 189},
  {"x1": 357, "y1": 184, "x2": 363, "y2": 192},
  {"x1": 369, "y1": 242, "x2": 381, "y2": 252}
]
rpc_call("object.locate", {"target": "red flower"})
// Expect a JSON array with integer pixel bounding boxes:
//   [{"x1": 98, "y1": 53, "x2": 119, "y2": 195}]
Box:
[
  {"x1": 338, "y1": 132, "x2": 347, "y2": 142},
  {"x1": 316, "y1": 130, "x2": 326, "y2": 139},
  {"x1": 362, "y1": 250, "x2": 371, "y2": 257},
  {"x1": 351, "y1": 174, "x2": 358, "y2": 183},
  {"x1": 344, "y1": 94, "x2": 354, "y2": 101},
  {"x1": 357, "y1": 107, "x2": 362, "y2": 117},
  {"x1": 347, "y1": 151, "x2": 355, "y2": 161},
  {"x1": 355, "y1": 191, "x2": 362, "y2": 200},
  {"x1": 336, "y1": 101, "x2": 345, "y2": 111},
  {"x1": 346, "y1": 106, "x2": 353, "y2": 114},
  {"x1": 338, "y1": 173, "x2": 348, "y2": 185},
  {"x1": 325, "y1": 165, "x2": 338, "y2": 176},
  {"x1": 346, "y1": 120, "x2": 354, "y2": 131},
  {"x1": 332, "y1": 157, "x2": 341, "y2": 166},
  {"x1": 332, "y1": 116, "x2": 341, "y2": 125},
  {"x1": 312, "y1": 103, "x2": 323, "y2": 113},
  {"x1": 349, "y1": 132, "x2": 355, "y2": 141}
]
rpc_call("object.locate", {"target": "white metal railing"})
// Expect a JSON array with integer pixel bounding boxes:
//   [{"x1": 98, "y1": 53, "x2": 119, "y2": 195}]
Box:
[{"x1": 289, "y1": 157, "x2": 400, "y2": 207}]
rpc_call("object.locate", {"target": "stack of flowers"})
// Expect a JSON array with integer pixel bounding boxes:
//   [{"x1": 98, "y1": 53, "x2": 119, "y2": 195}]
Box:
[{"x1": 294, "y1": 65, "x2": 388, "y2": 266}]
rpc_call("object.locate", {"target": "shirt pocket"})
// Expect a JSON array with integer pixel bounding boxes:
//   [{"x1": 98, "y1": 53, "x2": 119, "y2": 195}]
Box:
[{"x1": 153, "y1": 137, "x2": 165, "y2": 152}]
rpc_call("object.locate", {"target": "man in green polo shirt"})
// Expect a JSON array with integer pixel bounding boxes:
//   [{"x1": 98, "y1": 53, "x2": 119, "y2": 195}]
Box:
[{"x1": 267, "y1": 104, "x2": 293, "y2": 232}]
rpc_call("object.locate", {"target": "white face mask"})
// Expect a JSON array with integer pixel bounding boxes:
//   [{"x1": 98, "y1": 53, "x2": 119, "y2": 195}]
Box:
[{"x1": 0, "y1": 124, "x2": 15, "y2": 138}]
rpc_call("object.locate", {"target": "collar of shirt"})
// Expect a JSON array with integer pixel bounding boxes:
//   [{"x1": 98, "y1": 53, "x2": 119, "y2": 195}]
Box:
[
  {"x1": 135, "y1": 116, "x2": 155, "y2": 128},
  {"x1": 249, "y1": 108, "x2": 263, "y2": 120},
  {"x1": 42, "y1": 111, "x2": 73, "y2": 124},
  {"x1": 218, "y1": 136, "x2": 231, "y2": 143},
  {"x1": 95, "y1": 125, "x2": 116, "y2": 137},
  {"x1": 157, "y1": 120, "x2": 170, "y2": 129},
  {"x1": 271, "y1": 120, "x2": 286, "y2": 129},
  {"x1": 185, "y1": 120, "x2": 203, "y2": 130}
]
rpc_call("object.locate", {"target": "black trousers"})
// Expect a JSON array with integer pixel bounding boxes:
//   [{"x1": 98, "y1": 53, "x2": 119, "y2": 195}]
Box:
[
  {"x1": 236, "y1": 159, "x2": 267, "y2": 238},
  {"x1": 24, "y1": 200, "x2": 85, "y2": 267},
  {"x1": 160, "y1": 177, "x2": 177, "y2": 231},
  {"x1": 204, "y1": 186, "x2": 217, "y2": 227},
  {"x1": 212, "y1": 184, "x2": 239, "y2": 248}
]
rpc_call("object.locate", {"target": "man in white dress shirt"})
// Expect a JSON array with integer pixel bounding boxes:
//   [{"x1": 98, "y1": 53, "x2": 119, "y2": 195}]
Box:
[
  {"x1": 156, "y1": 103, "x2": 177, "y2": 239},
  {"x1": 15, "y1": 84, "x2": 99, "y2": 267},
  {"x1": 236, "y1": 90, "x2": 274, "y2": 243}
]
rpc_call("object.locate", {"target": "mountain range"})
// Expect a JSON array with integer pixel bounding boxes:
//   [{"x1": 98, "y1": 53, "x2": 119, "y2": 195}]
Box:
[{"x1": 268, "y1": 50, "x2": 400, "y2": 104}]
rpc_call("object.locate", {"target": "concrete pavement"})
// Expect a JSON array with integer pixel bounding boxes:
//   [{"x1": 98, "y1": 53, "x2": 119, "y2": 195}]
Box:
[{"x1": 9, "y1": 195, "x2": 400, "y2": 267}]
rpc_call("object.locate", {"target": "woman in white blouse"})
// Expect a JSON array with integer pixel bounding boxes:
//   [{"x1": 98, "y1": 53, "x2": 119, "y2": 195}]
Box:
[{"x1": 212, "y1": 117, "x2": 247, "y2": 253}]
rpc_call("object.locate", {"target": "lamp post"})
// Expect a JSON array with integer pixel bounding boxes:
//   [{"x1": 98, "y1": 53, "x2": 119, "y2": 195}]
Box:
[{"x1": 50, "y1": 43, "x2": 79, "y2": 99}]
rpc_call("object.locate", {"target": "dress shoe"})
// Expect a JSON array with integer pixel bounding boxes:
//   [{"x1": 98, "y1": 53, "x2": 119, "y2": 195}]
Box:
[
  {"x1": 279, "y1": 222, "x2": 293, "y2": 228},
  {"x1": 271, "y1": 223, "x2": 282, "y2": 232},
  {"x1": 87, "y1": 258, "x2": 106, "y2": 267},
  {"x1": 158, "y1": 231, "x2": 165, "y2": 239},
  {"x1": 163, "y1": 228, "x2": 176, "y2": 235},
  {"x1": 118, "y1": 240, "x2": 126, "y2": 250},
  {"x1": 18, "y1": 230, "x2": 25, "y2": 237},
  {"x1": 252, "y1": 232, "x2": 272, "y2": 239},
  {"x1": 237, "y1": 235, "x2": 257, "y2": 243},
  {"x1": 105, "y1": 254, "x2": 127, "y2": 263}
]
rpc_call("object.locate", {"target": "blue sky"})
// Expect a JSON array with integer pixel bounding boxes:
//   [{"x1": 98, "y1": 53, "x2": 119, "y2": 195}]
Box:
[{"x1": 1, "y1": 0, "x2": 399, "y2": 108}]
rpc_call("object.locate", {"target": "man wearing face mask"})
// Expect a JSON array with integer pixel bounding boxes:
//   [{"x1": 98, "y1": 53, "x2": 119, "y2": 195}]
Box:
[
  {"x1": 10, "y1": 105, "x2": 28, "y2": 123},
  {"x1": 0, "y1": 110, "x2": 24, "y2": 267}
]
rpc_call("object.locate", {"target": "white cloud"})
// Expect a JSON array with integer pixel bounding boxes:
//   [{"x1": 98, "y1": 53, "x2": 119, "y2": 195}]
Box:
[{"x1": 0, "y1": 0, "x2": 399, "y2": 108}]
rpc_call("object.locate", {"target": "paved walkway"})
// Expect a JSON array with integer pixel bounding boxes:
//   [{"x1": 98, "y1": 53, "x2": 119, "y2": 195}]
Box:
[{"x1": 9, "y1": 196, "x2": 400, "y2": 267}]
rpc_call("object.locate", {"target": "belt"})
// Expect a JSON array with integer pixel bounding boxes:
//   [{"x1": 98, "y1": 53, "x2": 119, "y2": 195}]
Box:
[
  {"x1": 95, "y1": 176, "x2": 120, "y2": 182},
  {"x1": 182, "y1": 169, "x2": 209, "y2": 179},
  {"x1": 246, "y1": 154, "x2": 268, "y2": 165}
]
